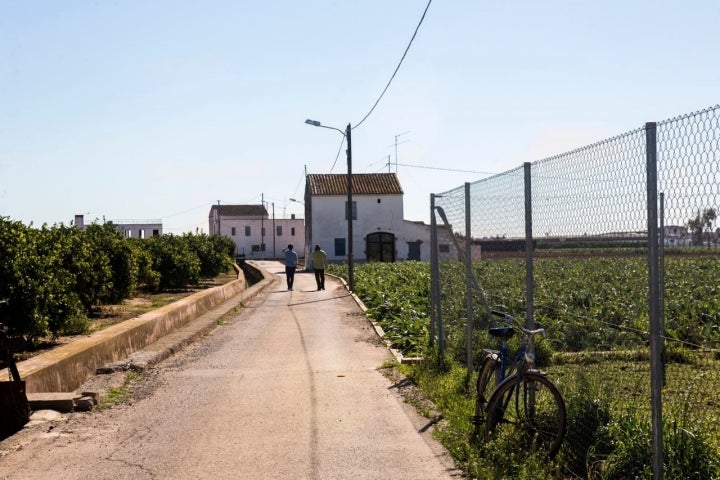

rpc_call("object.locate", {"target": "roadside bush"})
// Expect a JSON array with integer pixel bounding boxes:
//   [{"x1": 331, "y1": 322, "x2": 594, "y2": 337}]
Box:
[
  {"x1": 38, "y1": 224, "x2": 112, "y2": 314},
  {"x1": 0, "y1": 218, "x2": 50, "y2": 339},
  {"x1": 0, "y1": 216, "x2": 239, "y2": 340},
  {"x1": 143, "y1": 235, "x2": 201, "y2": 290},
  {"x1": 131, "y1": 239, "x2": 161, "y2": 292},
  {"x1": 183, "y1": 232, "x2": 234, "y2": 278},
  {"x1": 86, "y1": 223, "x2": 139, "y2": 303},
  {"x1": 0, "y1": 220, "x2": 92, "y2": 339},
  {"x1": 210, "y1": 233, "x2": 236, "y2": 261}
]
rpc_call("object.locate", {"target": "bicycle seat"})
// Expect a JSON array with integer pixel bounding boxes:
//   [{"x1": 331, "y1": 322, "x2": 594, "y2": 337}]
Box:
[{"x1": 488, "y1": 326, "x2": 514, "y2": 339}]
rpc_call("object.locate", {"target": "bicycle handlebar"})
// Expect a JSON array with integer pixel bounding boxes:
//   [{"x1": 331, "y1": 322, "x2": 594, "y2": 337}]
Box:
[{"x1": 490, "y1": 310, "x2": 546, "y2": 339}]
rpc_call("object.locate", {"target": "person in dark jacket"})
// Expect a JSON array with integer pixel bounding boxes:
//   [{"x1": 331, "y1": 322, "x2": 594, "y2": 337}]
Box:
[{"x1": 282, "y1": 244, "x2": 298, "y2": 291}]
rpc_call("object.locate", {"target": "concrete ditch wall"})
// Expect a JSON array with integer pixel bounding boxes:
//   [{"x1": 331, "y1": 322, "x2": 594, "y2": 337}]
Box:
[{"x1": 6, "y1": 269, "x2": 250, "y2": 394}]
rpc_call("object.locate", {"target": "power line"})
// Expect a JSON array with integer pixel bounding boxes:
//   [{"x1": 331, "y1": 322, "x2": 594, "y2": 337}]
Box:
[
  {"x1": 161, "y1": 202, "x2": 213, "y2": 218},
  {"x1": 353, "y1": 0, "x2": 432, "y2": 130},
  {"x1": 291, "y1": 168, "x2": 306, "y2": 199},
  {"x1": 328, "y1": 135, "x2": 346, "y2": 173},
  {"x1": 396, "y1": 162, "x2": 496, "y2": 175}
]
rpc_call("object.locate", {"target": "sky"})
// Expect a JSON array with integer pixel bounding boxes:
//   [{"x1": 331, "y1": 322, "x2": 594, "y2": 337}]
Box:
[{"x1": 1, "y1": 1, "x2": 718, "y2": 234}]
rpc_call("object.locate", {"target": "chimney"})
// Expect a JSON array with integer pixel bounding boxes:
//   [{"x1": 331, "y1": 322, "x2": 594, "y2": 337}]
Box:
[{"x1": 75, "y1": 214, "x2": 85, "y2": 230}]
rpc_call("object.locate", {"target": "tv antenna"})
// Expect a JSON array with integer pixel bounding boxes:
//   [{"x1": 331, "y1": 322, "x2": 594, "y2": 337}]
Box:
[{"x1": 389, "y1": 131, "x2": 411, "y2": 173}]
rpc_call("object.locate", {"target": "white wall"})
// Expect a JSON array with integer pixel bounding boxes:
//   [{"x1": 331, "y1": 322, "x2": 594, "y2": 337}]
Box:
[
  {"x1": 401, "y1": 220, "x2": 431, "y2": 261},
  {"x1": 217, "y1": 217, "x2": 305, "y2": 259},
  {"x1": 115, "y1": 223, "x2": 163, "y2": 239},
  {"x1": 309, "y1": 194, "x2": 406, "y2": 262}
]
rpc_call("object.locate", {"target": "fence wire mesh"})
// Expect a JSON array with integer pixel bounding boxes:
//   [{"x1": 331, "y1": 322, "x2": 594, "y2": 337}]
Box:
[{"x1": 431, "y1": 104, "x2": 720, "y2": 479}]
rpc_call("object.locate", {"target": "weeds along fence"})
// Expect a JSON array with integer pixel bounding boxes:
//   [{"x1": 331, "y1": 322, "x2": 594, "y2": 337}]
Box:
[{"x1": 430, "y1": 104, "x2": 720, "y2": 479}]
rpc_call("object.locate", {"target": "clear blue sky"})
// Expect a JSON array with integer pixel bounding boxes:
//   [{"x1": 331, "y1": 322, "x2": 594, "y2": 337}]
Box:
[{"x1": 1, "y1": 1, "x2": 718, "y2": 233}]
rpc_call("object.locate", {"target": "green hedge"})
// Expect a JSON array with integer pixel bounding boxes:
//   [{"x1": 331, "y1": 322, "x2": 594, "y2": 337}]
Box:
[{"x1": 0, "y1": 217, "x2": 235, "y2": 342}]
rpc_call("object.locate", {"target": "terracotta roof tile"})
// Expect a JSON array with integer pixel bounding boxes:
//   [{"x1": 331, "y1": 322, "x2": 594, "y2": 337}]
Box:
[
  {"x1": 307, "y1": 173, "x2": 403, "y2": 196},
  {"x1": 209, "y1": 204, "x2": 268, "y2": 217}
]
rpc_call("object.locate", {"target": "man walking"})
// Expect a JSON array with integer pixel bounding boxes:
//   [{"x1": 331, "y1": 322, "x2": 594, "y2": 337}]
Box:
[
  {"x1": 310, "y1": 244, "x2": 327, "y2": 291},
  {"x1": 282, "y1": 244, "x2": 298, "y2": 291}
]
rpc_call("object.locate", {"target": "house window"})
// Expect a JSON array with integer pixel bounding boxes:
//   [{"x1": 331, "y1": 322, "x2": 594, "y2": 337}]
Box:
[
  {"x1": 334, "y1": 238, "x2": 346, "y2": 257},
  {"x1": 245, "y1": 226, "x2": 251, "y2": 236},
  {"x1": 261, "y1": 227, "x2": 266, "y2": 237},
  {"x1": 152, "y1": 229, "x2": 159, "y2": 236},
  {"x1": 344, "y1": 201, "x2": 357, "y2": 220},
  {"x1": 276, "y1": 226, "x2": 282, "y2": 236},
  {"x1": 439, "y1": 244, "x2": 450, "y2": 253},
  {"x1": 231, "y1": 227, "x2": 236, "y2": 236},
  {"x1": 291, "y1": 227, "x2": 295, "y2": 236}
]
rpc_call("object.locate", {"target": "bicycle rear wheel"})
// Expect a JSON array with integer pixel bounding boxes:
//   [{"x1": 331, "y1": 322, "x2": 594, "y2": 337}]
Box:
[
  {"x1": 471, "y1": 354, "x2": 500, "y2": 439},
  {"x1": 485, "y1": 372, "x2": 566, "y2": 458}
]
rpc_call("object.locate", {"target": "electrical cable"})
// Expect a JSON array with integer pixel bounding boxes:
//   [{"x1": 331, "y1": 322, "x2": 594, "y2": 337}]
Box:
[
  {"x1": 328, "y1": 135, "x2": 346, "y2": 173},
  {"x1": 396, "y1": 162, "x2": 496, "y2": 175},
  {"x1": 353, "y1": 0, "x2": 432, "y2": 130}
]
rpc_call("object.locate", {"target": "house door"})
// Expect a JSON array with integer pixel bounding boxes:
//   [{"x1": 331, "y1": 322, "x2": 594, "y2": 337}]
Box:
[
  {"x1": 406, "y1": 241, "x2": 422, "y2": 261},
  {"x1": 366, "y1": 232, "x2": 395, "y2": 262}
]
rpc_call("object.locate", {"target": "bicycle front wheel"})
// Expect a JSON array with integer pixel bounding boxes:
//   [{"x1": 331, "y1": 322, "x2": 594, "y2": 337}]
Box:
[{"x1": 485, "y1": 371, "x2": 566, "y2": 458}]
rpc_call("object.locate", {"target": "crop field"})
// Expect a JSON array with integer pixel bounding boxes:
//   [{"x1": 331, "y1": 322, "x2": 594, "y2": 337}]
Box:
[{"x1": 328, "y1": 255, "x2": 720, "y2": 479}]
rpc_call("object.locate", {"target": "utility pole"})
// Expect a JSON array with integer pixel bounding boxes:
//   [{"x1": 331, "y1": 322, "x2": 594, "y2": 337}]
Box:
[
  {"x1": 346, "y1": 123, "x2": 354, "y2": 292},
  {"x1": 261, "y1": 193, "x2": 265, "y2": 260}
]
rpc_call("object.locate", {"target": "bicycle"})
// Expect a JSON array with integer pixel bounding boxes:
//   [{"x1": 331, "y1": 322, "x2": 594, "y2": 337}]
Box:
[{"x1": 470, "y1": 309, "x2": 566, "y2": 458}]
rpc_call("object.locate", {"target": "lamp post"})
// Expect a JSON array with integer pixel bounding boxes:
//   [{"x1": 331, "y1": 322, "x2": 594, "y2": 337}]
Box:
[{"x1": 304, "y1": 119, "x2": 354, "y2": 291}]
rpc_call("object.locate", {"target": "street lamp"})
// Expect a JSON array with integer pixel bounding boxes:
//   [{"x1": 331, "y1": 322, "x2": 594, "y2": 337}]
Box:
[
  {"x1": 304, "y1": 118, "x2": 354, "y2": 291},
  {"x1": 289, "y1": 198, "x2": 304, "y2": 205}
]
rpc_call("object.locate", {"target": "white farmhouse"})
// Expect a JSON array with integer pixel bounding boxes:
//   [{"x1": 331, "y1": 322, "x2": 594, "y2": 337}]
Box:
[
  {"x1": 208, "y1": 204, "x2": 305, "y2": 260},
  {"x1": 301, "y1": 173, "x2": 454, "y2": 267}
]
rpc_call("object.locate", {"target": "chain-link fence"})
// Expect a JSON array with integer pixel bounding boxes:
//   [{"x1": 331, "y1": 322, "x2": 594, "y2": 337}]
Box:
[{"x1": 430, "y1": 105, "x2": 720, "y2": 479}]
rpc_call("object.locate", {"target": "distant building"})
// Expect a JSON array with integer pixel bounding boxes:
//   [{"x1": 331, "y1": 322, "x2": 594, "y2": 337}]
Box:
[
  {"x1": 74, "y1": 214, "x2": 162, "y2": 239},
  {"x1": 74, "y1": 214, "x2": 86, "y2": 230},
  {"x1": 208, "y1": 204, "x2": 305, "y2": 259},
  {"x1": 663, "y1": 225, "x2": 691, "y2": 246},
  {"x1": 302, "y1": 173, "x2": 457, "y2": 266},
  {"x1": 111, "y1": 219, "x2": 163, "y2": 239}
]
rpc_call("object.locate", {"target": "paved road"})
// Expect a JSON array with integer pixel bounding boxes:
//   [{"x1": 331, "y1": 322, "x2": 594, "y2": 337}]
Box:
[{"x1": 0, "y1": 261, "x2": 460, "y2": 480}]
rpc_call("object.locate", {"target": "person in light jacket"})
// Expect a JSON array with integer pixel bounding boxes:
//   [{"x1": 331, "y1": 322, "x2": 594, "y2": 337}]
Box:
[{"x1": 310, "y1": 244, "x2": 328, "y2": 290}]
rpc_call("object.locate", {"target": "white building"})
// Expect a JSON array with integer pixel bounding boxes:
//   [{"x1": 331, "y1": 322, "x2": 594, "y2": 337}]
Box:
[
  {"x1": 111, "y1": 219, "x2": 163, "y2": 239},
  {"x1": 663, "y1": 225, "x2": 691, "y2": 246},
  {"x1": 301, "y1": 173, "x2": 456, "y2": 267},
  {"x1": 208, "y1": 204, "x2": 305, "y2": 260}
]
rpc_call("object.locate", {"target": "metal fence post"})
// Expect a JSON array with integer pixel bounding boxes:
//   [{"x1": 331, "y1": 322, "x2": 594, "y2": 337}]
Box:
[
  {"x1": 464, "y1": 183, "x2": 473, "y2": 377},
  {"x1": 430, "y1": 193, "x2": 440, "y2": 347},
  {"x1": 524, "y1": 162, "x2": 535, "y2": 330},
  {"x1": 646, "y1": 121, "x2": 663, "y2": 480}
]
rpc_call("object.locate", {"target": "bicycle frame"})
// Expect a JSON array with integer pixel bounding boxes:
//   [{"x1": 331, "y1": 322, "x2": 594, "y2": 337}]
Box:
[
  {"x1": 490, "y1": 311, "x2": 537, "y2": 382},
  {"x1": 474, "y1": 310, "x2": 566, "y2": 458},
  {"x1": 473, "y1": 310, "x2": 543, "y2": 421}
]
